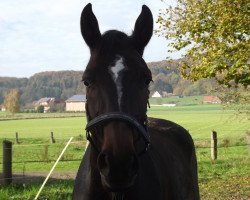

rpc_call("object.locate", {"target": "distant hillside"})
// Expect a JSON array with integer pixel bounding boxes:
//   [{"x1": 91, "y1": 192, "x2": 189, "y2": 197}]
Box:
[
  {"x1": 0, "y1": 77, "x2": 28, "y2": 104},
  {"x1": 148, "y1": 60, "x2": 216, "y2": 96},
  {"x1": 0, "y1": 71, "x2": 85, "y2": 105},
  {"x1": 0, "y1": 60, "x2": 216, "y2": 105},
  {"x1": 21, "y1": 71, "x2": 86, "y2": 104}
]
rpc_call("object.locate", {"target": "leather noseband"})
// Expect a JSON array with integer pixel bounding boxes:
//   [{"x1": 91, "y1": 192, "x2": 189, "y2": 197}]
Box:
[{"x1": 85, "y1": 112, "x2": 150, "y2": 154}]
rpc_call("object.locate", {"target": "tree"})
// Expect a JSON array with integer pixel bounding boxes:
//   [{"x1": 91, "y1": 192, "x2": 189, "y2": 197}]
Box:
[
  {"x1": 37, "y1": 105, "x2": 44, "y2": 113},
  {"x1": 157, "y1": 0, "x2": 250, "y2": 87},
  {"x1": 4, "y1": 89, "x2": 20, "y2": 114},
  {"x1": 215, "y1": 86, "x2": 250, "y2": 119},
  {"x1": 154, "y1": 79, "x2": 173, "y2": 93}
]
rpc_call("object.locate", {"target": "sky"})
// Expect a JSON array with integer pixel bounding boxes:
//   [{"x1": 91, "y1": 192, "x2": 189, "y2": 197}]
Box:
[{"x1": 0, "y1": 0, "x2": 179, "y2": 78}]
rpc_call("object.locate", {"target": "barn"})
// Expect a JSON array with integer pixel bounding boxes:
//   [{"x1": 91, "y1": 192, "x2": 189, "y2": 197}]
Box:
[
  {"x1": 203, "y1": 96, "x2": 222, "y2": 104},
  {"x1": 34, "y1": 97, "x2": 56, "y2": 113},
  {"x1": 65, "y1": 95, "x2": 86, "y2": 112}
]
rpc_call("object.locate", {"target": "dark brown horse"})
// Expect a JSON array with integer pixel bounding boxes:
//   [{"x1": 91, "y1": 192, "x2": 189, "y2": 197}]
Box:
[{"x1": 73, "y1": 3, "x2": 200, "y2": 200}]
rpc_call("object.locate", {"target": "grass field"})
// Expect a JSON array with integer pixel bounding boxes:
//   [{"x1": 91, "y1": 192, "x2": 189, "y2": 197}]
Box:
[
  {"x1": 0, "y1": 104, "x2": 249, "y2": 199},
  {"x1": 0, "y1": 104, "x2": 249, "y2": 140},
  {"x1": 149, "y1": 95, "x2": 204, "y2": 105},
  {"x1": 0, "y1": 112, "x2": 84, "y2": 121}
]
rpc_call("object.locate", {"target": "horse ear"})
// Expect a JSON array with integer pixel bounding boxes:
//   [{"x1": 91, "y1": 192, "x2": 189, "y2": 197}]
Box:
[
  {"x1": 131, "y1": 5, "x2": 153, "y2": 56},
  {"x1": 80, "y1": 3, "x2": 101, "y2": 49}
]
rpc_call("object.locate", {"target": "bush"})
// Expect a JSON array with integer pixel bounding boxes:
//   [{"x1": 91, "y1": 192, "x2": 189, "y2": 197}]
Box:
[{"x1": 37, "y1": 105, "x2": 44, "y2": 113}]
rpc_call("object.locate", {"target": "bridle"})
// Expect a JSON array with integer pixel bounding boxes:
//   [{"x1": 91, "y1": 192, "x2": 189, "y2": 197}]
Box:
[{"x1": 85, "y1": 111, "x2": 151, "y2": 155}]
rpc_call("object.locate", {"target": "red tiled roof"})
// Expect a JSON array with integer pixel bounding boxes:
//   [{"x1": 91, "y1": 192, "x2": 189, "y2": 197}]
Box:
[{"x1": 204, "y1": 96, "x2": 221, "y2": 103}]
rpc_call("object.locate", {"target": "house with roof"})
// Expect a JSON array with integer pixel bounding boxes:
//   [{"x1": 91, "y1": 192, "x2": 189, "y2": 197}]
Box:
[
  {"x1": 203, "y1": 96, "x2": 222, "y2": 104},
  {"x1": 34, "y1": 97, "x2": 56, "y2": 113},
  {"x1": 151, "y1": 91, "x2": 162, "y2": 98},
  {"x1": 0, "y1": 104, "x2": 6, "y2": 112},
  {"x1": 65, "y1": 95, "x2": 86, "y2": 112}
]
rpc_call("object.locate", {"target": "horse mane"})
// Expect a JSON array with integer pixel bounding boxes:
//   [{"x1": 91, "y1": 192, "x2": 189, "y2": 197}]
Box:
[{"x1": 96, "y1": 30, "x2": 133, "y2": 57}]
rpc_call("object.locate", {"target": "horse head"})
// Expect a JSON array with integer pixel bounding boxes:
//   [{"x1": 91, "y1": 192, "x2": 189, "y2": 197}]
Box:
[{"x1": 80, "y1": 3, "x2": 153, "y2": 192}]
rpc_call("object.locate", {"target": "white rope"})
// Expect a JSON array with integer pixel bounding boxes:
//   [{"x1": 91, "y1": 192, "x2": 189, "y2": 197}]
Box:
[{"x1": 34, "y1": 137, "x2": 73, "y2": 200}]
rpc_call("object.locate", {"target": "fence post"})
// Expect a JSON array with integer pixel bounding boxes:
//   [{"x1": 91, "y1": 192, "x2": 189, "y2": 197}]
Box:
[
  {"x1": 50, "y1": 132, "x2": 55, "y2": 144},
  {"x1": 247, "y1": 132, "x2": 250, "y2": 156},
  {"x1": 43, "y1": 144, "x2": 49, "y2": 162},
  {"x1": 3, "y1": 140, "x2": 12, "y2": 185},
  {"x1": 15, "y1": 132, "x2": 19, "y2": 144},
  {"x1": 211, "y1": 131, "x2": 217, "y2": 160}
]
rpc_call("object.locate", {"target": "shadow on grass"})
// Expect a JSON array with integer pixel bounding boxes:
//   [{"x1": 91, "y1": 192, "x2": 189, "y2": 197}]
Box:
[
  {"x1": 0, "y1": 171, "x2": 76, "y2": 184},
  {"x1": 0, "y1": 172, "x2": 76, "y2": 200}
]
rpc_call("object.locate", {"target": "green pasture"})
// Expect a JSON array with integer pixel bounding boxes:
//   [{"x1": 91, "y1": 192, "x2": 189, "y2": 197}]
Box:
[
  {"x1": 0, "y1": 141, "x2": 86, "y2": 172},
  {"x1": 0, "y1": 146, "x2": 249, "y2": 200},
  {"x1": 0, "y1": 112, "x2": 84, "y2": 121},
  {"x1": 0, "y1": 117, "x2": 86, "y2": 139},
  {"x1": 149, "y1": 95, "x2": 204, "y2": 105},
  {"x1": 0, "y1": 104, "x2": 249, "y2": 142},
  {"x1": 148, "y1": 104, "x2": 249, "y2": 141},
  {"x1": 0, "y1": 104, "x2": 249, "y2": 199}
]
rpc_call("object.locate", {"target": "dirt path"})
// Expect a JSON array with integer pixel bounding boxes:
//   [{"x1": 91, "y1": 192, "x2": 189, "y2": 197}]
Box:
[{"x1": 0, "y1": 171, "x2": 77, "y2": 184}]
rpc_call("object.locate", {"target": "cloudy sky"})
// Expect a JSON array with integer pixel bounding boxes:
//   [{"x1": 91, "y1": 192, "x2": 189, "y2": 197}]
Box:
[{"x1": 0, "y1": 0, "x2": 179, "y2": 78}]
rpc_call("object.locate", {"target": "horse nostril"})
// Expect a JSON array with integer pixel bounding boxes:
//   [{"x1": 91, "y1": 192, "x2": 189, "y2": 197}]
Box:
[{"x1": 97, "y1": 153, "x2": 110, "y2": 176}]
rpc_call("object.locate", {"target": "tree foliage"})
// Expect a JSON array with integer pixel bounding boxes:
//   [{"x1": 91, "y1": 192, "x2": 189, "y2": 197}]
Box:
[
  {"x1": 0, "y1": 71, "x2": 85, "y2": 105},
  {"x1": 4, "y1": 89, "x2": 20, "y2": 114},
  {"x1": 21, "y1": 71, "x2": 85, "y2": 103},
  {"x1": 216, "y1": 86, "x2": 250, "y2": 119},
  {"x1": 148, "y1": 60, "x2": 216, "y2": 96},
  {"x1": 0, "y1": 65, "x2": 217, "y2": 106},
  {"x1": 37, "y1": 105, "x2": 44, "y2": 113},
  {"x1": 0, "y1": 77, "x2": 27, "y2": 104},
  {"x1": 157, "y1": 0, "x2": 250, "y2": 87}
]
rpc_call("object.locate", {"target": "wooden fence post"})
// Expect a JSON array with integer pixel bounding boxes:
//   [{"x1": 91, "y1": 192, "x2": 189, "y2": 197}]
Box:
[
  {"x1": 50, "y1": 132, "x2": 55, "y2": 144},
  {"x1": 247, "y1": 132, "x2": 250, "y2": 156},
  {"x1": 43, "y1": 145, "x2": 49, "y2": 162},
  {"x1": 15, "y1": 132, "x2": 19, "y2": 144},
  {"x1": 3, "y1": 140, "x2": 12, "y2": 185},
  {"x1": 211, "y1": 131, "x2": 217, "y2": 160}
]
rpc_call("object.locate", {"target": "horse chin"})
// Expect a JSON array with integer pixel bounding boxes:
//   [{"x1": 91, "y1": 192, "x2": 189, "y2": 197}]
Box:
[{"x1": 101, "y1": 174, "x2": 137, "y2": 193}]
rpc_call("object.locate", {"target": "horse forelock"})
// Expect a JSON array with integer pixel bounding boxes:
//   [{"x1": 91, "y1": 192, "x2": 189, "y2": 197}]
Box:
[{"x1": 97, "y1": 30, "x2": 131, "y2": 56}]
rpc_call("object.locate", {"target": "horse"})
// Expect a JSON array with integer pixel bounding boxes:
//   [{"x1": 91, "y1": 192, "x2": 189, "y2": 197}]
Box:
[{"x1": 73, "y1": 3, "x2": 200, "y2": 200}]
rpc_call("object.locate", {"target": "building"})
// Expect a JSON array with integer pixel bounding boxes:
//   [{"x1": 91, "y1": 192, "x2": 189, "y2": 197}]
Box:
[
  {"x1": 151, "y1": 91, "x2": 162, "y2": 98},
  {"x1": 65, "y1": 95, "x2": 86, "y2": 112},
  {"x1": 162, "y1": 91, "x2": 174, "y2": 97},
  {"x1": 34, "y1": 97, "x2": 56, "y2": 113},
  {"x1": 0, "y1": 104, "x2": 6, "y2": 112},
  {"x1": 162, "y1": 104, "x2": 176, "y2": 107},
  {"x1": 203, "y1": 96, "x2": 222, "y2": 104}
]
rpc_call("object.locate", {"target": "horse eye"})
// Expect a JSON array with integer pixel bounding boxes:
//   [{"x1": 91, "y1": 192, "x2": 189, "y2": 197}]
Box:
[{"x1": 83, "y1": 80, "x2": 91, "y2": 87}]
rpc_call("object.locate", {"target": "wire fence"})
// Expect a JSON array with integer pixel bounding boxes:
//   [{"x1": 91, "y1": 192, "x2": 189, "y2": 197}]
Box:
[{"x1": 0, "y1": 130, "x2": 249, "y2": 185}]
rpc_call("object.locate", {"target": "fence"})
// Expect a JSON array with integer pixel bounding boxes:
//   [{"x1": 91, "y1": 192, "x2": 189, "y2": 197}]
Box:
[
  {"x1": 0, "y1": 131, "x2": 250, "y2": 185},
  {"x1": 0, "y1": 133, "x2": 86, "y2": 185}
]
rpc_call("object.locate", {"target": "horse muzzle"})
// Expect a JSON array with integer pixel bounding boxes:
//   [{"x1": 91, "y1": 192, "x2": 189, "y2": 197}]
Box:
[{"x1": 97, "y1": 152, "x2": 139, "y2": 192}]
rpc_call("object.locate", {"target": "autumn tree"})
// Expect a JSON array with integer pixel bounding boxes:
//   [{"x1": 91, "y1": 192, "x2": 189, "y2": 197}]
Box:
[
  {"x1": 157, "y1": 0, "x2": 250, "y2": 87},
  {"x1": 4, "y1": 89, "x2": 20, "y2": 114}
]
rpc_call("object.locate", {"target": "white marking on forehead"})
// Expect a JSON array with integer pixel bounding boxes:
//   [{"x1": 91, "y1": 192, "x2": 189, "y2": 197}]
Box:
[
  {"x1": 110, "y1": 57, "x2": 125, "y2": 81},
  {"x1": 109, "y1": 56, "x2": 125, "y2": 109}
]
